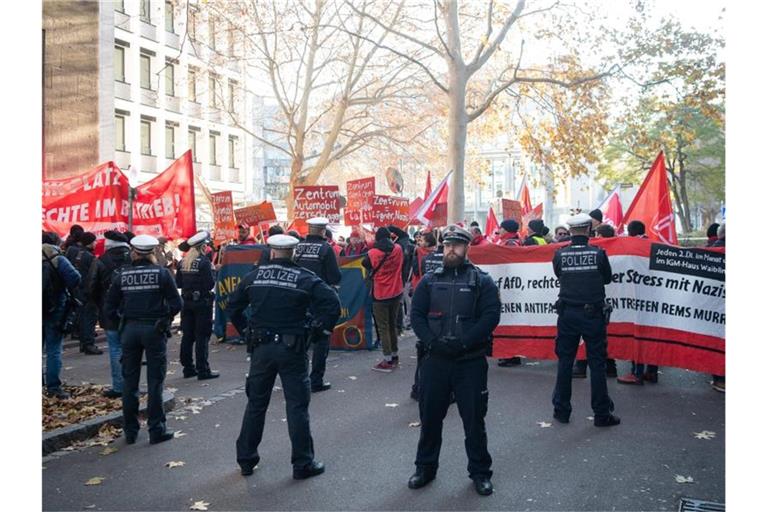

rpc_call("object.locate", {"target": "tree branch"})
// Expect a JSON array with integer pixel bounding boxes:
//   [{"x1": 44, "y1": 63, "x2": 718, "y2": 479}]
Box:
[{"x1": 467, "y1": 0, "x2": 526, "y2": 76}]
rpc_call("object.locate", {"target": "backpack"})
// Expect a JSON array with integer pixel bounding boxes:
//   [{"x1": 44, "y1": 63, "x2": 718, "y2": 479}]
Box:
[{"x1": 42, "y1": 253, "x2": 64, "y2": 315}]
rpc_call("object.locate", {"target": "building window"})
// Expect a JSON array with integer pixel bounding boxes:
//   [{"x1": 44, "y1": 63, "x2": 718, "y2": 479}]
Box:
[
  {"x1": 208, "y1": 17, "x2": 216, "y2": 50},
  {"x1": 189, "y1": 9, "x2": 197, "y2": 40},
  {"x1": 189, "y1": 129, "x2": 198, "y2": 161},
  {"x1": 114, "y1": 46, "x2": 125, "y2": 82},
  {"x1": 165, "y1": 63, "x2": 175, "y2": 96},
  {"x1": 141, "y1": 120, "x2": 152, "y2": 155},
  {"x1": 115, "y1": 1, "x2": 125, "y2": 13},
  {"x1": 115, "y1": 115, "x2": 126, "y2": 151},
  {"x1": 208, "y1": 76, "x2": 217, "y2": 108},
  {"x1": 165, "y1": 125, "x2": 175, "y2": 159},
  {"x1": 140, "y1": 54, "x2": 152, "y2": 89},
  {"x1": 188, "y1": 68, "x2": 197, "y2": 102},
  {"x1": 209, "y1": 133, "x2": 218, "y2": 165},
  {"x1": 228, "y1": 136, "x2": 238, "y2": 168},
  {"x1": 140, "y1": 0, "x2": 151, "y2": 23},
  {"x1": 228, "y1": 81, "x2": 236, "y2": 112},
  {"x1": 164, "y1": 1, "x2": 174, "y2": 33}
]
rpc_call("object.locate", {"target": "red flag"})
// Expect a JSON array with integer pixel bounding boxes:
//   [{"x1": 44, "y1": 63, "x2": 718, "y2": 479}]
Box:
[
  {"x1": 598, "y1": 187, "x2": 625, "y2": 235},
  {"x1": 622, "y1": 151, "x2": 678, "y2": 244},
  {"x1": 485, "y1": 205, "x2": 500, "y2": 241},
  {"x1": 424, "y1": 170, "x2": 432, "y2": 200},
  {"x1": 518, "y1": 177, "x2": 533, "y2": 214},
  {"x1": 408, "y1": 197, "x2": 424, "y2": 224},
  {"x1": 412, "y1": 171, "x2": 452, "y2": 226}
]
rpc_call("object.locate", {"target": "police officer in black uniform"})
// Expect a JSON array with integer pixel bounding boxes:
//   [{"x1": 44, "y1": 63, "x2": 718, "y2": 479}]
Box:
[
  {"x1": 104, "y1": 234, "x2": 182, "y2": 445},
  {"x1": 293, "y1": 217, "x2": 341, "y2": 392},
  {"x1": 409, "y1": 225, "x2": 501, "y2": 496},
  {"x1": 176, "y1": 230, "x2": 219, "y2": 380},
  {"x1": 551, "y1": 213, "x2": 620, "y2": 427},
  {"x1": 227, "y1": 234, "x2": 341, "y2": 479}
]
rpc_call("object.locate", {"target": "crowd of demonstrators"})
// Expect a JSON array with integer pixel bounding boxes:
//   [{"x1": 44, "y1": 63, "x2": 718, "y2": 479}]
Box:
[{"x1": 340, "y1": 229, "x2": 368, "y2": 256}]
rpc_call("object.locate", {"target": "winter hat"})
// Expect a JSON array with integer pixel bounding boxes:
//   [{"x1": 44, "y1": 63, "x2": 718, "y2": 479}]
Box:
[
  {"x1": 500, "y1": 219, "x2": 519, "y2": 233},
  {"x1": 375, "y1": 227, "x2": 391, "y2": 241}
]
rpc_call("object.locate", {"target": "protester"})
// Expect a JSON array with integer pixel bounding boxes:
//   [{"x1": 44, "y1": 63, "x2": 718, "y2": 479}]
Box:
[
  {"x1": 588, "y1": 209, "x2": 603, "y2": 236},
  {"x1": 411, "y1": 231, "x2": 437, "y2": 291},
  {"x1": 712, "y1": 222, "x2": 725, "y2": 247},
  {"x1": 705, "y1": 223, "x2": 720, "y2": 246},
  {"x1": 595, "y1": 224, "x2": 616, "y2": 238},
  {"x1": 469, "y1": 226, "x2": 490, "y2": 246},
  {"x1": 363, "y1": 227, "x2": 404, "y2": 372},
  {"x1": 89, "y1": 230, "x2": 132, "y2": 398},
  {"x1": 496, "y1": 219, "x2": 522, "y2": 246},
  {"x1": 62, "y1": 224, "x2": 84, "y2": 255},
  {"x1": 69, "y1": 232, "x2": 103, "y2": 355},
  {"x1": 287, "y1": 229, "x2": 303, "y2": 241},
  {"x1": 326, "y1": 228, "x2": 342, "y2": 257},
  {"x1": 237, "y1": 223, "x2": 257, "y2": 245},
  {"x1": 388, "y1": 225, "x2": 415, "y2": 334},
  {"x1": 618, "y1": 220, "x2": 658, "y2": 385},
  {"x1": 340, "y1": 229, "x2": 368, "y2": 257},
  {"x1": 554, "y1": 225, "x2": 571, "y2": 243},
  {"x1": 267, "y1": 224, "x2": 284, "y2": 241},
  {"x1": 523, "y1": 219, "x2": 548, "y2": 246},
  {"x1": 42, "y1": 232, "x2": 82, "y2": 399}
]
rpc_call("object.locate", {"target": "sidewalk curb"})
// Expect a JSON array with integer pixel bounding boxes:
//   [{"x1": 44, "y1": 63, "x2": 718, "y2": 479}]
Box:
[{"x1": 42, "y1": 391, "x2": 175, "y2": 456}]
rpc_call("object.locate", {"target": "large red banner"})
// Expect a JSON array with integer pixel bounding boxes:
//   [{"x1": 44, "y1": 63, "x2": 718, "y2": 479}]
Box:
[
  {"x1": 344, "y1": 177, "x2": 375, "y2": 225},
  {"x1": 42, "y1": 151, "x2": 196, "y2": 239},
  {"x1": 293, "y1": 185, "x2": 341, "y2": 223},
  {"x1": 468, "y1": 238, "x2": 725, "y2": 375},
  {"x1": 371, "y1": 194, "x2": 410, "y2": 228},
  {"x1": 212, "y1": 191, "x2": 236, "y2": 244},
  {"x1": 234, "y1": 201, "x2": 277, "y2": 227}
]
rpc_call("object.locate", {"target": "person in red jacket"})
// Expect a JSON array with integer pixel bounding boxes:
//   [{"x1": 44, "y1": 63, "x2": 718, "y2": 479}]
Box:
[
  {"x1": 496, "y1": 219, "x2": 522, "y2": 246},
  {"x1": 236, "y1": 224, "x2": 257, "y2": 245},
  {"x1": 341, "y1": 230, "x2": 368, "y2": 257},
  {"x1": 363, "y1": 227, "x2": 404, "y2": 372},
  {"x1": 469, "y1": 226, "x2": 490, "y2": 247}
]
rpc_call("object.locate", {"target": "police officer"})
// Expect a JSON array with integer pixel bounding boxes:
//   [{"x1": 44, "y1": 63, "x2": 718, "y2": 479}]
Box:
[
  {"x1": 104, "y1": 234, "x2": 182, "y2": 445},
  {"x1": 227, "y1": 234, "x2": 341, "y2": 479},
  {"x1": 176, "y1": 230, "x2": 219, "y2": 380},
  {"x1": 293, "y1": 217, "x2": 341, "y2": 392},
  {"x1": 551, "y1": 213, "x2": 620, "y2": 427},
  {"x1": 409, "y1": 225, "x2": 501, "y2": 496}
]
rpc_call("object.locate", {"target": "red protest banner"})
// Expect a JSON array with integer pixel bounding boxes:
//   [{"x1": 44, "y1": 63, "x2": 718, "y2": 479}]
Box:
[
  {"x1": 344, "y1": 177, "x2": 375, "y2": 225},
  {"x1": 293, "y1": 185, "x2": 341, "y2": 223},
  {"x1": 371, "y1": 194, "x2": 410, "y2": 228},
  {"x1": 234, "y1": 201, "x2": 277, "y2": 227},
  {"x1": 212, "y1": 191, "x2": 236, "y2": 244},
  {"x1": 42, "y1": 151, "x2": 196, "y2": 239}
]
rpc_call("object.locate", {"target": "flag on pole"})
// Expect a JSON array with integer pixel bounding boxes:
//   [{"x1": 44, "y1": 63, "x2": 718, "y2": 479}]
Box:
[
  {"x1": 597, "y1": 186, "x2": 625, "y2": 235},
  {"x1": 518, "y1": 176, "x2": 533, "y2": 214},
  {"x1": 412, "y1": 171, "x2": 452, "y2": 226},
  {"x1": 424, "y1": 170, "x2": 432, "y2": 200},
  {"x1": 621, "y1": 151, "x2": 678, "y2": 244},
  {"x1": 485, "y1": 205, "x2": 500, "y2": 242}
]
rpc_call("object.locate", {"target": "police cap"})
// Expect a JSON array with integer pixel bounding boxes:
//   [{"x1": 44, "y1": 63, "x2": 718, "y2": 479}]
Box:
[
  {"x1": 441, "y1": 224, "x2": 472, "y2": 245},
  {"x1": 268, "y1": 234, "x2": 300, "y2": 250},
  {"x1": 307, "y1": 217, "x2": 330, "y2": 227},
  {"x1": 566, "y1": 212, "x2": 593, "y2": 229},
  {"x1": 130, "y1": 234, "x2": 159, "y2": 254},
  {"x1": 188, "y1": 230, "x2": 211, "y2": 247}
]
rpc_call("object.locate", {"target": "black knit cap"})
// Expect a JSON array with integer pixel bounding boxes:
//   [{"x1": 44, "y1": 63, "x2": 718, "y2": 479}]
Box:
[
  {"x1": 589, "y1": 209, "x2": 603, "y2": 223},
  {"x1": 80, "y1": 232, "x2": 97, "y2": 246}
]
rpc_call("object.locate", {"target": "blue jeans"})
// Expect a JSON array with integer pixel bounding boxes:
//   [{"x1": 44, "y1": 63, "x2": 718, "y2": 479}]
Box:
[
  {"x1": 106, "y1": 330, "x2": 123, "y2": 392},
  {"x1": 43, "y1": 308, "x2": 65, "y2": 391}
]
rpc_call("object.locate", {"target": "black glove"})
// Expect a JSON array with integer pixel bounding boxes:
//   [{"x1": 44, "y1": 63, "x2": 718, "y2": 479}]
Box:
[{"x1": 429, "y1": 336, "x2": 465, "y2": 359}]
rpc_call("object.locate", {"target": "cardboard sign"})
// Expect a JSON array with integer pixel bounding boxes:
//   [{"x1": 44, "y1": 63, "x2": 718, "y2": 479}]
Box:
[
  {"x1": 211, "y1": 191, "x2": 236, "y2": 243},
  {"x1": 371, "y1": 194, "x2": 410, "y2": 228},
  {"x1": 344, "y1": 177, "x2": 375, "y2": 225},
  {"x1": 293, "y1": 185, "x2": 341, "y2": 223},
  {"x1": 501, "y1": 198, "x2": 522, "y2": 224},
  {"x1": 234, "y1": 201, "x2": 276, "y2": 227}
]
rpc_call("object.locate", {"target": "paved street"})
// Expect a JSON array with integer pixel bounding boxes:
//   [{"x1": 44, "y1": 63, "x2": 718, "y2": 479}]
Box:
[{"x1": 43, "y1": 333, "x2": 724, "y2": 511}]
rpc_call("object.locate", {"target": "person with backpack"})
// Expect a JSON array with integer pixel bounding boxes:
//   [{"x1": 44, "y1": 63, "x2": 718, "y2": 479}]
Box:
[
  {"x1": 89, "y1": 231, "x2": 132, "y2": 398},
  {"x1": 43, "y1": 232, "x2": 82, "y2": 399},
  {"x1": 68, "y1": 232, "x2": 103, "y2": 355}
]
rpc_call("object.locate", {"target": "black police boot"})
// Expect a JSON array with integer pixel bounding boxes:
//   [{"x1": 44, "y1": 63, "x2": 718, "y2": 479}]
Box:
[
  {"x1": 473, "y1": 477, "x2": 494, "y2": 496},
  {"x1": 183, "y1": 368, "x2": 198, "y2": 378},
  {"x1": 293, "y1": 461, "x2": 325, "y2": 480},
  {"x1": 102, "y1": 389, "x2": 122, "y2": 399},
  {"x1": 594, "y1": 414, "x2": 621, "y2": 427},
  {"x1": 410, "y1": 388, "x2": 419, "y2": 401},
  {"x1": 408, "y1": 468, "x2": 436, "y2": 489},
  {"x1": 149, "y1": 431, "x2": 175, "y2": 445},
  {"x1": 553, "y1": 410, "x2": 570, "y2": 424},
  {"x1": 124, "y1": 432, "x2": 138, "y2": 445},
  {"x1": 239, "y1": 457, "x2": 260, "y2": 476},
  {"x1": 83, "y1": 344, "x2": 103, "y2": 355},
  {"x1": 311, "y1": 382, "x2": 332, "y2": 393},
  {"x1": 197, "y1": 371, "x2": 220, "y2": 381}
]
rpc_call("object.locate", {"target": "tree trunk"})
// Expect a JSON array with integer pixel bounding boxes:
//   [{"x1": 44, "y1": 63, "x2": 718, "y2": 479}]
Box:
[
  {"x1": 286, "y1": 155, "x2": 304, "y2": 219},
  {"x1": 447, "y1": 69, "x2": 468, "y2": 224}
]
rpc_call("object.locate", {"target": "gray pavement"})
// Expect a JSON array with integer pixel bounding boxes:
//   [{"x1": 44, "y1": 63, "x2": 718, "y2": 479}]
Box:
[{"x1": 43, "y1": 333, "x2": 724, "y2": 511}]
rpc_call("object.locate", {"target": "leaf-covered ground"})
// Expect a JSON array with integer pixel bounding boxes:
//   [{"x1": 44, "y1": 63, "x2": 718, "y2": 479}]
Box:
[{"x1": 42, "y1": 385, "x2": 144, "y2": 432}]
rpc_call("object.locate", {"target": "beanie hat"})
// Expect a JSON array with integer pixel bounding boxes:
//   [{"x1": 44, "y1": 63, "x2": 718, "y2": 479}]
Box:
[
  {"x1": 528, "y1": 219, "x2": 545, "y2": 236},
  {"x1": 500, "y1": 219, "x2": 519, "y2": 233},
  {"x1": 80, "y1": 232, "x2": 97, "y2": 246},
  {"x1": 589, "y1": 209, "x2": 603, "y2": 223}
]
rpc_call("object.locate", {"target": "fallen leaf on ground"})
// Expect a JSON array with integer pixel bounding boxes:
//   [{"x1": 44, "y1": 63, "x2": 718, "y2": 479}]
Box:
[
  {"x1": 337, "y1": 390, "x2": 345, "y2": 393},
  {"x1": 190, "y1": 501, "x2": 210, "y2": 511},
  {"x1": 84, "y1": 505, "x2": 96, "y2": 509},
  {"x1": 537, "y1": 421, "x2": 552, "y2": 428},
  {"x1": 99, "y1": 447, "x2": 118, "y2": 456},
  {"x1": 211, "y1": 349, "x2": 220, "y2": 353},
  {"x1": 166, "y1": 387, "x2": 178, "y2": 393},
  {"x1": 693, "y1": 430, "x2": 716, "y2": 440},
  {"x1": 166, "y1": 461, "x2": 185, "y2": 469},
  {"x1": 348, "y1": 376, "x2": 357, "y2": 380},
  {"x1": 200, "y1": 383, "x2": 209, "y2": 387},
  {"x1": 174, "y1": 431, "x2": 187, "y2": 438},
  {"x1": 166, "y1": 371, "x2": 176, "y2": 376},
  {"x1": 674, "y1": 475, "x2": 694, "y2": 484},
  {"x1": 214, "y1": 424, "x2": 220, "y2": 428},
  {"x1": 85, "y1": 477, "x2": 105, "y2": 486},
  {"x1": 587, "y1": 416, "x2": 594, "y2": 421},
  {"x1": 385, "y1": 403, "x2": 398, "y2": 408},
  {"x1": 188, "y1": 406, "x2": 203, "y2": 414},
  {"x1": 64, "y1": 366, "x2": 74, "y2": 370},
  {"x1": 408, "y1": 421, "x2": 421, "y2": 428},
  {"x1": 525, "y1": 362, "x2": 540, "y2": 366}
]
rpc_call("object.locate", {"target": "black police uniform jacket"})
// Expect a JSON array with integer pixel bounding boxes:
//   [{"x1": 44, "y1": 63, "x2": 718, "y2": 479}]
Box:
[
  {"x1": 175, "y1": 254, "x2": 215, "y2": 299},
  {"x1": 92, "y1": 245, "x2": 132, "y2": 330},
  {"x1": 411, "y1": 260, "x2": 501, "y2": 360},
  {"x1": 419, "y1": 247, "x2": 444, "y2": 276},
  {"x1": 552, "y1": 235, "x2": 612, "y2": 305},
  {"x1": 226, "y1": 258, "x2": 341, "y2": 337},
  {"x1": 293, "y1": 234, "x2": 342, "y2": 286},
  {"x1": 104, "y1": 258, "x2": 182, "y2": 324}
]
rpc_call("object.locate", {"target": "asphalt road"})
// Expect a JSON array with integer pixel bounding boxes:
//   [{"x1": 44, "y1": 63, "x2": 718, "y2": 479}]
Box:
[{"x1": 43, "y1": 333, "x2": 724, "y2": 511}]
